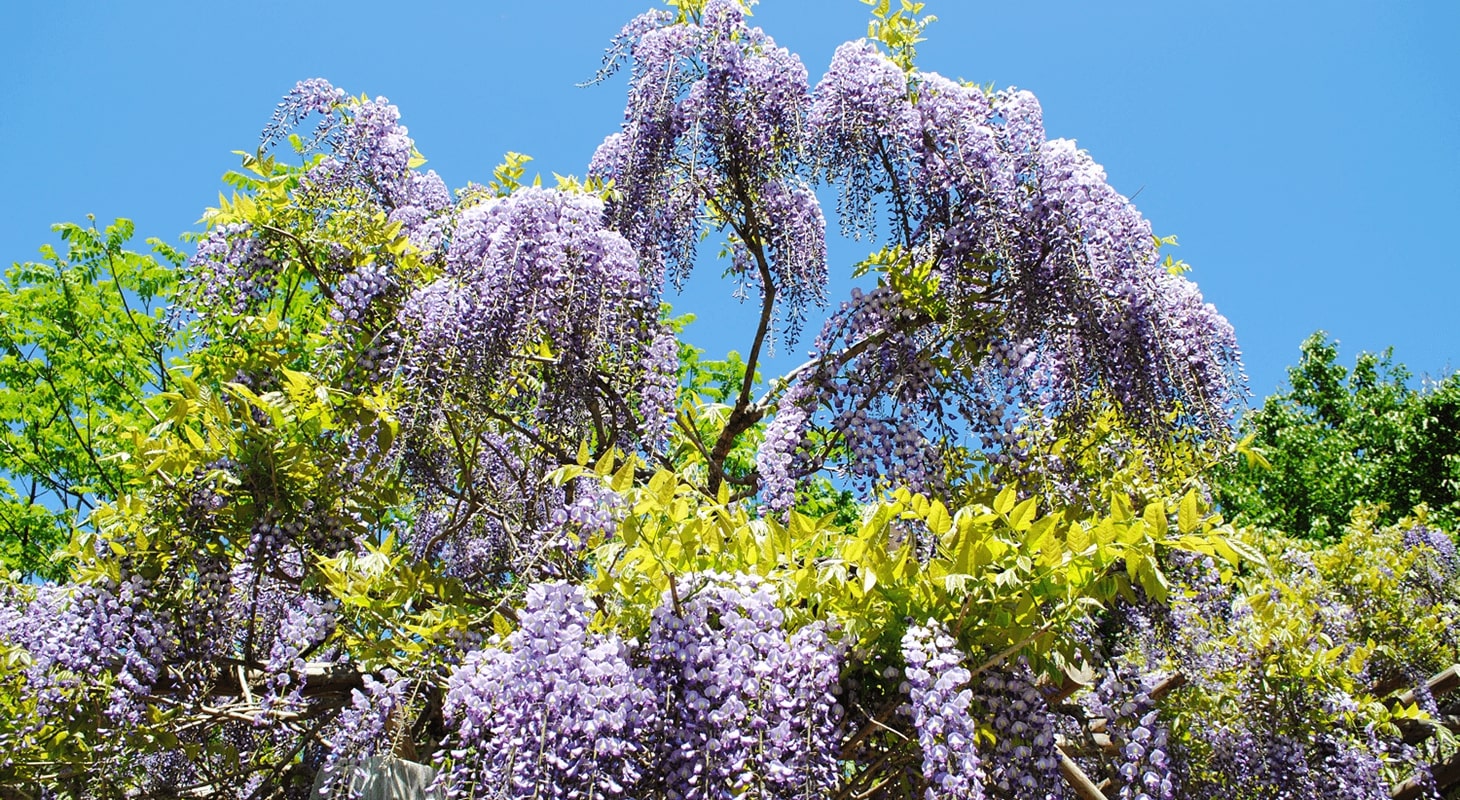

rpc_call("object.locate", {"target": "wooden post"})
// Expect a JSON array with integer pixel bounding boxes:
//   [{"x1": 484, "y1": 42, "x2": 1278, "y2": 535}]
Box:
[
  {"x1": 1388, "y1": 664, "x2": 1460, "y2": 798},
  {"x1": 1395, "y1": 664, "x2": 1460, "y2": 707},
  {"x1": 1391, "y1": 749, "x2": 1460, "y2": 800},
  {"x1": 1057, "y1": 746, "x2": 1111, "y2": 800},
  {"x1": 1149, "y1": 672, "x2": 1188, "y2": 701}
]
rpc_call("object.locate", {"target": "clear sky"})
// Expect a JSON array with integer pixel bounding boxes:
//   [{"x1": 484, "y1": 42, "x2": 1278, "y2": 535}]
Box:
[{"x1": 3, "y1": 0, "x2": 1457, "y2": 403}]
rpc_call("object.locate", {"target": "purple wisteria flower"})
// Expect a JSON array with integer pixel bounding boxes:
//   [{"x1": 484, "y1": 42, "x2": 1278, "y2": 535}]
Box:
[
  {"x1": 440, "y1": 582, "x2": 658, "y2": 799},
  {"x1": 901, "y1": 621, "x2": 985, "y2": 800},
  {"x1": 747, "y1": 36, "x2": 1245, "y2": 506}
]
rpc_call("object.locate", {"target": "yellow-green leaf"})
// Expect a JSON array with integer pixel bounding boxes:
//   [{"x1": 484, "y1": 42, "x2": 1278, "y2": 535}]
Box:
[
  {"x1": 611, "y1": 457, "x2": 636, "y2": 493},
  {"x1": 1066, "y1": 523, "x2": 1090, "y2": 552},
  {"x1": 1142, "y1": 499, "x2": 1168, "y2": 537},
  {"x1": 1008, "y1": 497, "x2": 1037, "y2": 531},
  {"x1": 926, "y1": 500, "x2": 952, "y2": 536},
  {"x1": 993, "y1": 486, "x2": 1017, "y2": 515},
  {"x1": 1178, "y1": 489, "x2": 1202, "y2": 534}
]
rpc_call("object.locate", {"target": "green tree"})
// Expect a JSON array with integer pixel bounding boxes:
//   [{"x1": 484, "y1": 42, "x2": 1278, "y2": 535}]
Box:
[
  {"x1": 1214, "y1": 331, "x2": 1460, "y2": 539},
  {"x1": 0, "y1": 218, "x2": 180, "y2": 578}
]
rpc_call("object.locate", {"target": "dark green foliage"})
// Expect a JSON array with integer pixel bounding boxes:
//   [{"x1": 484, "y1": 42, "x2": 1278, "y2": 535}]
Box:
[
  {"x1": 793, "y1": 475, "x2": 861, "y2": 531},
  {"x1": 1214, "y1": 332, "x2": 1460, "y2": 539}
]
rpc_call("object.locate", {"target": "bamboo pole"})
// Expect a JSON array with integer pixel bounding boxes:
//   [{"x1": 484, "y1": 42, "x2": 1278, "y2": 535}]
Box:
[{"x1": 1057, "y1": 746, "x2": 1110, "y2": 800}]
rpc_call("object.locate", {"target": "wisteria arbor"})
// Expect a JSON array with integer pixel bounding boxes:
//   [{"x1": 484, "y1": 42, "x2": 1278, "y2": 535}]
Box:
[{"x1": 2, "y1": 2, "x2": 1457, "y2": 799}]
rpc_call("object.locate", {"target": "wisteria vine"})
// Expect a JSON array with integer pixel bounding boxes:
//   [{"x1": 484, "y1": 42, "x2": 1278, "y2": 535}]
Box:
[{"x1": 0, "y1": 3, "x2": 1449, "y2": 800}]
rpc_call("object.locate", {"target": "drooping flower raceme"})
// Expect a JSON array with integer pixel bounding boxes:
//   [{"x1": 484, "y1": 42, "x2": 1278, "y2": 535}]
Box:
[
  {"x1": 440, "y1": 582, "x2": 658, "y2": 799},
  {"x1": 262, "y1": 594, "x2": 339, "y2": 708},
  {"x1": 315, "y1": 670, "x2": 411, "y2": 796},
  {"x1": 400, "y1": 186, "x2": 669, "y2": 443},
  {"x1": 977, "y1": 666, "x2": 1067, "y2": 799},
  {"x1": 648, "y1": 573, "x2": 844, "y2": 800},
  {"x1": 1090, "y1": 661, "x2": 1177, "y2": 800},
  {"x1": 756, "y1": 379, "x2": 817, "y2": 515},
  {"x1": 589, "y1": 0, "x2": 827, "y2": 341},
  {"x1": 901, "y1": 621, "x2": 986, "y2": 800},
  {"x1": 262, "y1": 77, "x2": 346, "y2": 151},
  {"x1": 746, "y1": 38, "x2": 1243, "y2": 506}
]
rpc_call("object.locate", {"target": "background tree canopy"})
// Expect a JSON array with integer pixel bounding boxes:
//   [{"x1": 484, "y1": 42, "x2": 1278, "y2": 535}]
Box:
[
  {"x1": 1215, "y1": 332, "x2": 1460, "y2": 540},
  {"x1": 0, "y1": 219, "x2": 179, "y2": 580}
]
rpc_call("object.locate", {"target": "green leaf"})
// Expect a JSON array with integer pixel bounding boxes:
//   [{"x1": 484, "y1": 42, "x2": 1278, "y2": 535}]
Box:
[
  {"x1": 1008, "y1": 497, "x2": 1037, "y2": 531},
  {"x1": 1178, "y1": 489, "x2": 1201, "y2": 534},
  {"x1": 1142, "y1": 498, "x2": 1168, "y2": 537},
  {"x1": 993, "y1": 486, "x2": 1017, "y2": 515}
]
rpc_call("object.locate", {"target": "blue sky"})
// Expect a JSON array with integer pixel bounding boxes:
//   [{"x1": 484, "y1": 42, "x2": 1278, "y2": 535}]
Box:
[{"x1": 3, "y1": 0, "x2": 1457, "y2": 402}]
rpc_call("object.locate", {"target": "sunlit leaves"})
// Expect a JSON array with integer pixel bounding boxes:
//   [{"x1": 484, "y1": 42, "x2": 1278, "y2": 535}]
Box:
[
  {"x1": 0, "y1": 217, "x2": 178, "y2": 579},
  {"x1": 589, "y1": 458, "x2": 1246, "y2": 685},
  {"x1": 862, "y1": 0, "x2": 937, "y2": 71}
]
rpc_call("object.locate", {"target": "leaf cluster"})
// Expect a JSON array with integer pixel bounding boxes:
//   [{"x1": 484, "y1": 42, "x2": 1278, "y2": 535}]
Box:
[
  {"x1": 580, "y1": 450, "x2": 1245, "y2": 685},
  {"x1": 1157, "y1": 512, "x2": 1460, "y2": 793},
  {"x1": 0, "y1": 218, "x2": 179, "y2": 579},
  {"x1": 862, "y1": 0, "x2": 937, "y2": 71},
  {"x1": 1213, "y1": 332, "x2": 1460, "y2": 539}
]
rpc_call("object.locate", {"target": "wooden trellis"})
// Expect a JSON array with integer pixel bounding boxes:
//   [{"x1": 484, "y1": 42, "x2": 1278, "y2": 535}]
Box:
[
  {"x1": 1050, "y1": 664, "x2": 1460, "y2": 800},
  {"x1": 1390, "y1": 665, "x2": 1460, "y2": 800}
]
